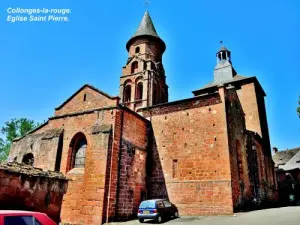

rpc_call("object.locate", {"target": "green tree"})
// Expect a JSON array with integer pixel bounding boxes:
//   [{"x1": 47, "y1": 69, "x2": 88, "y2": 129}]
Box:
[{"x1": 0, "y1": 118, "x2": 40, "y2": 162}]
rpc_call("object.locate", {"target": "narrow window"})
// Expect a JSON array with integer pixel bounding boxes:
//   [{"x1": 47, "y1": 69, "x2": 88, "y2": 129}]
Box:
[
  {"x1": 131, "y1": 61, "x2": 138, "y2": 74},
  {"x1": 67, "y1": 132, "x2": 88, "y2": 172},
  {"x1": 172, "y1": 159, "x2": 178, "y2": 178},
  {"x1": 136, "y1": 82, "x2": 143, "y2": 100},
  {"x1": 124, "y1": 85, "x2": 132, "y2": 102},
  {"x1": 135, "y1": 47, "x2": 140, "y2": 54},
  {"x1": 55, "y1": 133, "x2": 63, "y2": 172},
  {"x1": 83, "y1": 94, "x2": 87, "y2": 101},
  {"x1": 74, "y1": 139, "x2": 87, "y2": 168}
]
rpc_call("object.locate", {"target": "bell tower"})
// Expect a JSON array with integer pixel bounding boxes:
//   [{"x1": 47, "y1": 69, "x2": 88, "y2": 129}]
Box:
[
  {"x1": 119, "y1": 11, "x2": 168, "y2": 111},
  {"x1": 214, "y1": 43, "x2": 237, "y2": 84}
]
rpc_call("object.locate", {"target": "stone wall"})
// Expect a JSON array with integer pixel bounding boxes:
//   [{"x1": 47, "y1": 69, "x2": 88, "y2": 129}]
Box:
[
  {"x1": 141, "y1": 91, "x2": 234, "y2": 215},
  {"x1": 224, "y1": 87, "x2": 252, "y2": 209},
  {"x1": 103, "y1": 109, "x2": 149, "y2": 222},
  {"x1": 54, "y1": 85, "x2": 118, "y2": 117},
  {"x1": 114, "y1": 110, "x2": 148, "y2": 220},
  {"x1": 10, "y1": 128, "x2": 64, "y2": 171},
  {"x1": 0, "y1": 162, "x2": 68, "y2": 223}
]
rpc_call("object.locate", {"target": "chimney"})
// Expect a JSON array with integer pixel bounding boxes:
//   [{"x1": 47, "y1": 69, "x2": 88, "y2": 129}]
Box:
[{"x1": 273, "y1": 147, "x2": 278, "y2": 154}]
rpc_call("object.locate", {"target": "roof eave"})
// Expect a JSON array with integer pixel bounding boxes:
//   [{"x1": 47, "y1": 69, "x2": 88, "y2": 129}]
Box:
[{"x1": 126, "y1": 35, "x2": 166, "y2": 53}]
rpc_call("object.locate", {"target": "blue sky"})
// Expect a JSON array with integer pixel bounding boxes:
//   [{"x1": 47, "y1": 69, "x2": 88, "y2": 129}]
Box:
[{"x1": 0, "y1": 0, "x2": 299, "y2": 150}]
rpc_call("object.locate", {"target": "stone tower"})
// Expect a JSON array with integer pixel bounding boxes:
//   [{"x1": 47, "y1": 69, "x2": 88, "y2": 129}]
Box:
[
  {"x1": 214, "y1": 44, "x2": 237, "y2": 84},
  {"x1": 119, "y1": 11, "x2": 168, "y2": 111}
]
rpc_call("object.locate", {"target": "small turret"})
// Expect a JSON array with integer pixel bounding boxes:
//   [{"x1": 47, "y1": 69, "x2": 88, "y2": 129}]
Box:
[{"x1": 214, "y1": 42, "x2": 236, "y2": 84}]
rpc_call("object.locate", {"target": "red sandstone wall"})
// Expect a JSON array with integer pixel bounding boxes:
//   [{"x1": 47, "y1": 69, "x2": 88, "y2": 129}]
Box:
[
  {"x1": 0, "y1": 168, "x2": 67, "y2": 223},
  {"x1": 115, "y1": 110, "x2": 148, "y2": 220},
  {"x1": 236, "y1": 82, "x2": 276, "y2": 204},
  {"x1": 55, "y1": 86, "x2": 117, "y2": 116},
  {"x1": 50, "y1": 110, "x2": 116, "y2": 225},
  {"x1": 142, "y1": 93, "x2": 234, "y2": 215},
  {"x1": 10, "y1": 129, "x2": 63, "y2": 171},
  {"x1": 14, "y1": 97, "x2": 118, "y2": 225},
  {"x1": 237, "y1": 83, "x2": 262, "y2": 136},
  {"x1": 101, "y1": 109, "x2": 149, "y2": 222},
  {"x1": 225, "y1": 88, "x2": 251, "y2": 209}
]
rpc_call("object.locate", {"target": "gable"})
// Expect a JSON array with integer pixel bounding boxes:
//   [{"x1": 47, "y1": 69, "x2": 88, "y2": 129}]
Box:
[{"x1": 55, "y1": 84, "x2": 118, "y2": 116}]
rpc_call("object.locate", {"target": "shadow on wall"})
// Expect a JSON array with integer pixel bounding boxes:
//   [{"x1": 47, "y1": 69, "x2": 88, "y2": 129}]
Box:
[
  {"x1": 146, "y1": 128, "x2": 169, "y2": 200},
  {"x1": 101, "y1": 132, "x2": 113, "y2": 223}
]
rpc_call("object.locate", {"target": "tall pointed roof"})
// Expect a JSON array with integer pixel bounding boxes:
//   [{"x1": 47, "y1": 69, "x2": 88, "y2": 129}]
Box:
[{"x1": 126, "y1": 11, "x2": 166, "y2": 52}]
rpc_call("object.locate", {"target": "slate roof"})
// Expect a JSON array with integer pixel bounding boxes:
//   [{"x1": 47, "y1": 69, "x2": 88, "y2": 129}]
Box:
[
  {"x1": 192, "y1": 74, "x2": 259, "y2": 95},
  {"x1": 126, "y1": 11, "x2": 166, "y2": 52},
  {"x1": 272, "y1": 147, "x2": 300, "y2": 169},
  {"x1": 281, "y1": 151, "x2": 300, "y2": 171},
  {"x1": 0, "y1": 162, "x2": 67, "y2": 180}
]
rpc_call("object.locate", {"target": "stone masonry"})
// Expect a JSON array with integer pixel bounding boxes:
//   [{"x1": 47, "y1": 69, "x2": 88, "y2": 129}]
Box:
[{"x1": 8, "y1": 10, "x2": 277, "y2": 225}]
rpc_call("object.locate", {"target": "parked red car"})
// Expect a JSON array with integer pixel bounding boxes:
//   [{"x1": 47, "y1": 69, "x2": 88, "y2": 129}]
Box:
[{"x1": 0, "y1": 211, "x2": 56, "y2": 225}]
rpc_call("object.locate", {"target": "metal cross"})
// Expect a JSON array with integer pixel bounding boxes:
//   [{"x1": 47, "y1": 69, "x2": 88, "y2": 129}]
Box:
[
  {"x1": 145, "y1": 0, "x2": 151, "y2": 9},
  {"x1": 220, "y1": 40, "x2": 223, "y2": 45}
]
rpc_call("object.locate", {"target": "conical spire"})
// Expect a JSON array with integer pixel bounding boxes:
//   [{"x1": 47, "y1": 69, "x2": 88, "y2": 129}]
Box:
[
  {"x1": 132, "y1": 11, "x2": 159, "y2": 39},
  {"x1": 126, "y1": 11, "x2": 166, "y2": 52}
]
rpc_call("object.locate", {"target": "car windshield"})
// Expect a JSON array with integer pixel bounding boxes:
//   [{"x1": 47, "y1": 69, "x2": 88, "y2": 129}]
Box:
[{"x1": 139, "y1": 200, "x2": 156, "y2": 209}]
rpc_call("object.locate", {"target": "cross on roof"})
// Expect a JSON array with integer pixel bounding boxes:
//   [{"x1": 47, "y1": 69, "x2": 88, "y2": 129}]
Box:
[{"x1": 145, "y1": 0, "x2": 151, "y2": 9}]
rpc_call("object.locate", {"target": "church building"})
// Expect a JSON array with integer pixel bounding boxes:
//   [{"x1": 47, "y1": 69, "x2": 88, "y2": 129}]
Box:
[{"x1": 9, "y1": 11, "x2": 277, "y2": 224}]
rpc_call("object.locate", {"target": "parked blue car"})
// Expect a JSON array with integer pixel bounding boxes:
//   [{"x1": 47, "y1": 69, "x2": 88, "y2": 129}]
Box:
[{"x1": 137, "y1": 199, "x2": 179, "y2": 223}]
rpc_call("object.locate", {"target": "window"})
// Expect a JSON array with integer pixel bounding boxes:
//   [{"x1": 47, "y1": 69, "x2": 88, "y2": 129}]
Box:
[
  {"x1": 22, "y1": 153, "x2": 34, "y2": 166},
  {"x1": 4, "y1": 216, "x2": 36, "y2": 225},
  {"x1": 163, "y1": 200, "x2": 172, "y2": 207},
  {"x1": 172, "y1": 159, "x2": 178, "y2": 178},
  {"x1": 135, "y1": 47, "x2": 140, "y2": 54},
  {"x1": 157, "y1": 201, "x2": 164, "y2": 208},
  {"x1": 131, "y1": 61, "x2": 138, "y2": 73},
  {"x1": 124, "y1": 85, "x2": 132, "y2": 102},
  {"x1": 35, "y1": 219, "x2": 42, "y2": 225},
  {"x1": 83, "y1": 94, "x2": 87, "y2": 101},
  {"x1": 139, "y1": 200, "x2": 156, "y2": 208},
  {"x1": 136, "y1": 82, "x2": 143, "y2": 100},
  {"x1": 74, "y1": 139, "x2": 87, "y2": 168},
  {"x1": 68, "y1": 132, "x2": 87, "y2": 171}
]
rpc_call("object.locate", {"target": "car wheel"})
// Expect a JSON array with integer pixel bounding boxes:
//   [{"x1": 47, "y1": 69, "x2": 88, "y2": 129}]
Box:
[
  {"x1": 157, "y1": 215, "x2": 163, "y2": 223},
  {"x1": 174, "y1": 211, "x2": 179, "y2": 218},
  {"x1": 139, "y1": 218, "x2": 144, "y2": 223}
]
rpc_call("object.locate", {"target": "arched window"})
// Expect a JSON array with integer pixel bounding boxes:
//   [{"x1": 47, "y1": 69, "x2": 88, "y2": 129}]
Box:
[
  {"x1": 22, "y1": 153, "x2": 34, "y2": 166},
  {"x1": 69, "y1": 133, "x2": 87, "y2": 170},
  {"x1": 135, "y1": 47, "x2": 140, "y2": 54},
  {"x1": 131, "y1": 61, "x2": 138, "y2": 74},
  {"x1": 74, "y1": 139, "x2": 87, "y2": 168},
  {"x1": 124, "y1": 85, "x2": 132, "y2": 102},
  {"x1": 136, "y1": 82, "x2": 143, "y2": 100}
]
